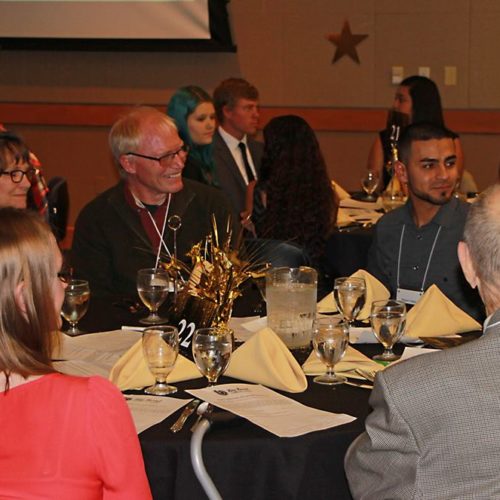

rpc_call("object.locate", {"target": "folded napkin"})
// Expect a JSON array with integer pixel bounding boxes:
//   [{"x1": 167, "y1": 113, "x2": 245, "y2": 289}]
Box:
[
  {"x1": 226, "y1": 327, "x2": 308, "y2": 393},
  {"x1": 405, "y1": 285, "x2": 481, "y2": 338},
  {"x1": 302, "y1": 345, "x2": 383, "y2": 378},
  {"x1": 109, "y1": 338, "x2": 201, "y2": 391},
  {"x1": 317, "y1": 292, "x2": 338, "y2": 314},
  {"x1": 317, "y1": 270, "x2": 389, "y2": 318},
  {"x1": 350, "y1": 270, "x2": 390, "y2": 320},
  {"x1": 337, "y1": 208, "x2": 356, "y2": 227},
  {"x1": 331, "y1": 180, "x2": 351, "y2": 201}
]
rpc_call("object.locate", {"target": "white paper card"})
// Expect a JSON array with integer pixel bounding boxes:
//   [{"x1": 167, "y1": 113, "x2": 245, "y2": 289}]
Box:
[
  {"x1": 124, "y1": 395, "x2": 191, "y2": 434},
  {"x1": 187, "y1": 384, "x2": 355, "y2": 438}
]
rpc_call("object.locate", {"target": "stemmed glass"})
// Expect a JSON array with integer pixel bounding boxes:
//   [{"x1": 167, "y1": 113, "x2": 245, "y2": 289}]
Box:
[
  {"x1": 192, "y1": 327, "x2": 233, "y2": 386},
  {"x1": 361, "y1": 171, "x2": 379, "y2": 201},
  {"x1": 333, "y1": 277, "x2": 366, "y2": 341},
  {"x1": 312, "y1": 318, "x2": 349, "y2": 385},
  {"x1": 61, "y1": 279, "x2": 90, "y2": 336},
  {"x1": 370, "y1": 300, "x2": 406, "y2": 361},
  {"x1": 142, "y1": 326, "x2": 179, "y2": 395},
  {"x1": 137, "y1": 268, "x2": 170, "y2": 325}
]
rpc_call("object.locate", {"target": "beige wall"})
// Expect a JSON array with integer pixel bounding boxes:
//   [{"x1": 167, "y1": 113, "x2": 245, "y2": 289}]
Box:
[{"x1": 2, "y1": 0, "x2": 500, "y2": 224}]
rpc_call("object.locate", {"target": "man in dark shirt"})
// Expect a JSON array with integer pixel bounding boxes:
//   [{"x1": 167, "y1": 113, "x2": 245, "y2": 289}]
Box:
[
  {"x1": 72, "y1": 107, "x2": 232, "y2": 298},
  {"x1": 367, "y1": 122, "x2": 484, "y2": 321}
]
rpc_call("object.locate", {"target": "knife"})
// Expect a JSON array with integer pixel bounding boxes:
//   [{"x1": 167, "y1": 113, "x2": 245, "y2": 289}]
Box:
[{"x1": 170, "y1": 399, "x2": 200, "y2": 433}]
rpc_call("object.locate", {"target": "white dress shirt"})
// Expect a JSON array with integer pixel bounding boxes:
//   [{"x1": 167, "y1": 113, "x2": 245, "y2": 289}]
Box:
[{"x1": 218, "y1": 126, "x2": 258, "y2": 185}]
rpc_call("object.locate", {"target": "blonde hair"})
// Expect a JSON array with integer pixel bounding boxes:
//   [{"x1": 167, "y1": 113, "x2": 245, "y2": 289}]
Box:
[
  {"x1": 108, "y1": 106, "x2": 178, "y2": 165},
  {"x1": 0, "y1": 208, "x2": 59, "y2": 390}
]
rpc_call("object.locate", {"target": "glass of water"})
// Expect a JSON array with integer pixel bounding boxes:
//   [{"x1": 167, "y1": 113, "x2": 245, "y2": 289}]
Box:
[
  {"x1": 137, "y1": 268, "x2": 170, "y2": 325},
  {"x1": 312, "y1": 318, "x2": 349, "y2": 385},
  {"x1": 192, "y1": 327, "x2": 233, "y2": 386},
  {"x1": 266, "y1": 267, "x2": 317, "y2": 350},
  {"x1": 61, "y1": 279, "x2": 90, "y2": 336},
  {"x1": 142, "y1": 326, "x2": 179, "y2": 395},
  {"x1": 333, "y1": 277, "x2": 366, "y2": 341},
  {"x1": 370, "y1": 299, "x2": 406, "y2": 361}
]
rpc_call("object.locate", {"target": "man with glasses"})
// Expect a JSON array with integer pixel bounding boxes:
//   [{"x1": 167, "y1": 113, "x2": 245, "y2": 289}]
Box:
[
  {"x1": 71, "y1": 106, "x2": 233, "y2": 298},
  {"x1": 213, "y1": 78, "x2": 263, "y2": 223}
]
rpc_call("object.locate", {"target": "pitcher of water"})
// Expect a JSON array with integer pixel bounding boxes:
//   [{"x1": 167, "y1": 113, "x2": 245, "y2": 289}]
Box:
[{"x1": 265, "y1": 267, "x2": 318, "y2": 349}]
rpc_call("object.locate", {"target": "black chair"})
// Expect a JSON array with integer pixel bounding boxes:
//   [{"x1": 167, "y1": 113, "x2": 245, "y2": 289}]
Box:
[{"x1": 47, "y1": 176, "x2": 69, "y2": 242}]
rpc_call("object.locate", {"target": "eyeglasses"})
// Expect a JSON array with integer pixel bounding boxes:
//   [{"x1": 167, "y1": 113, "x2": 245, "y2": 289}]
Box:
[
  {"x1": 126, "y1": 144, "x2": 189, "y2": 168},
  {"x1": 0, "y1": 167, "x2": 37, "y2": 183}
]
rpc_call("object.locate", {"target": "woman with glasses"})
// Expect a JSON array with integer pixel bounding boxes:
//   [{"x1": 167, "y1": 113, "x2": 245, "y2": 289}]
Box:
[
  {"x1": 167, "y1": 86, "x2": 219, "y2": 187},
  {"x1": 0, "y1": 208, "x2": 152, "y2": 498},
  {"x1": 0, "y1": 131, "x2": 37, "y2": 209}
]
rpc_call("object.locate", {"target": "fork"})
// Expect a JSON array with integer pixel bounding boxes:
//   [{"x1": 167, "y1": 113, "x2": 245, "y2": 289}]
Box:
[{"x1": 170, "y1": 399, "x2": 200, "y2": 433}]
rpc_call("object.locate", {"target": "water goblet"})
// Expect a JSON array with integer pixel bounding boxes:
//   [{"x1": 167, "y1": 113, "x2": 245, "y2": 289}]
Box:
[
  {"x1": 192, "y1": 327, "x2": 233, "y2": 386},
  {"x1": 61, "y1": 279, "x2": 90, "y2": 336},
  {"x1": 142, "y1": 326, "x2": 179, "y2": 395},
  {"x1": 312, "y1": 318, "x2": 349, "y2": 385},
  {"x1": 370, "y1": 299, "x2": 406, "y2": 361},
  {"x1": 137, "y1": 268, "x2": 170, "y2": 325},
  {"x1": 333, "y1": 277, "x2": 366, "y2": 341},
  {"x1": 361, "y1": 171, "x2": 379, "y2": 200}
]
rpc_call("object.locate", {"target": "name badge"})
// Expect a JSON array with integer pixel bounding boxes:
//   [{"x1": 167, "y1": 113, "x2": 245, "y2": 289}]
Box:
[{"x1": 396, "y1": 287, "x2": 423, "y2": 305}]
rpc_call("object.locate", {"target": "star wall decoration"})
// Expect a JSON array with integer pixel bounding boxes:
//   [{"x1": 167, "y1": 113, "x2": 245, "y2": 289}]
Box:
[{"x1": 326, "y1": 20, "x2": 368, "y2": 64}]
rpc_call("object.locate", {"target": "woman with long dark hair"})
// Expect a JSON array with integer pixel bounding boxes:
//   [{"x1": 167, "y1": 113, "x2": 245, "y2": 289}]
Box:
[
  {"x1": 252, "y1": 115, "x2": 338, "y2": 270},
  {"x1": 367, "y1": 75, "x2": 465, "y2": 189}
]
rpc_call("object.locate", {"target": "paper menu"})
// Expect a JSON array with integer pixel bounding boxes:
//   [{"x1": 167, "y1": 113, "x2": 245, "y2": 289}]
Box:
[{"x1": 187, "y1": 383, "x2": 355, "y2": 438}]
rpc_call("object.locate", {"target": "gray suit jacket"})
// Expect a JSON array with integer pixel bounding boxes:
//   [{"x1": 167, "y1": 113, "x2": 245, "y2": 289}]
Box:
[
  {"x1": 345, "y1": 308, "x2": 500, "y2": 499},
  {"x1": 212, "y1": 129, "x2": 263, "y2": 215}
]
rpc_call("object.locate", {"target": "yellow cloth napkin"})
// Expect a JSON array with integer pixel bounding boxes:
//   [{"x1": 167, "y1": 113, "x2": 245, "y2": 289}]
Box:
[
  {"x1": 350, "y1": 270, "x2": 390, "y2": 320},
  {"x1": 331, "y1": 180, "x2": 351, "y2": 201},
  {"x1": 405, "y1": 285, "x2": 481, "y2": 338},
  {"x1": 302, "y1": 345, "x2": 383, "y2": 378},
  {"x1": 109, "y1": 338, "x2": 201, "y2": 391},
  {"x1": 226, "y1": 327, "x2": 308, "y2": 393},
  {"x1": 317, "y1": 270, "x2": 389, "y2": 318},
  {"x1": 317, "y1": 292, "x2": 338, "y2": 314}
]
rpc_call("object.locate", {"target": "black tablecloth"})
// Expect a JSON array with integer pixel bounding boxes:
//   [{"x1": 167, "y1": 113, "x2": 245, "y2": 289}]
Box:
[{"x1": 76, "y1": 297, "x2": 377, "y2": 500}]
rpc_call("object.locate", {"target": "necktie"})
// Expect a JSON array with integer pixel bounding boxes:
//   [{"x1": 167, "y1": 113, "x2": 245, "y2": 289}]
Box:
[{"x1": 238, "y1": 142, "x2": 256, "y2": 183}]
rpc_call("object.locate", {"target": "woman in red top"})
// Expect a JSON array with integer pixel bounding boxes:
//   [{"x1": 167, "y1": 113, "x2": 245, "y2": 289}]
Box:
[{"x1": 0, "y1": 208, "x2": 152, "y2": 499}]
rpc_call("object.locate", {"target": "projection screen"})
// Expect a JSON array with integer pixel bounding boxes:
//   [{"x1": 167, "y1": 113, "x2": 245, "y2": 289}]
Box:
[{"x1": 0, "y1": 0, "x2": 235, "y2": 51}]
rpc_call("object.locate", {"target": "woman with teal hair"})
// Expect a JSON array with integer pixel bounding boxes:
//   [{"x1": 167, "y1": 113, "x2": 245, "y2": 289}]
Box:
[{"x1": 167, "y1": 86, "x2": 218, "y2": 187}]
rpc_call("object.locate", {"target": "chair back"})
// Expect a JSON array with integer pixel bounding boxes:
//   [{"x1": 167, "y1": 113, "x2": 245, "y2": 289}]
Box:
[{"x1": 47, "y1": 176, "x2": 69, "y2": 242}]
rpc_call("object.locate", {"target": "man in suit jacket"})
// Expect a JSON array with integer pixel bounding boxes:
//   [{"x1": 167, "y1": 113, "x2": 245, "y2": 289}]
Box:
[
  {"x1": 213, "y1": 78, "x2": 263, "y2": 222},
  {"x1": 345, "y1": 183, "x2": 500, "y2": 499}
]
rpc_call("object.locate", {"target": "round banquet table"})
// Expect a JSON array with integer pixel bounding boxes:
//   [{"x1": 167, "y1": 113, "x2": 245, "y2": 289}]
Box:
[{"x1": 75, "y1": 295, "x2": 383, "y2": 500}]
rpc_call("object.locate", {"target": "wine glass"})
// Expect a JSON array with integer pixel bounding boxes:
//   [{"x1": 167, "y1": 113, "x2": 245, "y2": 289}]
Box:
[
  {"x1": 361, "y1": 171, "x2": 379, "y2": 200},
  {"x1": 333, "y1": 277, "x2": 366, "y2": 341},
  {"x1": 142, "y1": 326, "x2": 179, "y2": 395},
  {"x1": 312, "y1": 318, "x2": 349, "y2": 385},
  {"x1": 192, "y1": 327, "x2": 233, "y2": 386},
  {"x1": 137, "y1": 268, "x2": 170, "y2": 325},
  {"x1": 370, "y1": 300, "x2": 406, "y2": 361},
  {"x1": 381, "y1": 191, "x2": 406, "y2": 212},
  {"x1": 61, "y1": 279, "x2": 90, "y2": 336}
]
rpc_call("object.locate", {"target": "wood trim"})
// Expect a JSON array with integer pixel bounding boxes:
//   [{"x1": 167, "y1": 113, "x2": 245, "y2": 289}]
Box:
[{"x1": 2, "y1": 102, "x2": 500, "y2": 134}]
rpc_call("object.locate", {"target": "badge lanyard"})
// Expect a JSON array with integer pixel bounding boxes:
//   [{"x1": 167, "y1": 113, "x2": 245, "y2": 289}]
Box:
[
  {"x1": 133, "y1": 193, "x2": 172, "y2": 267},
  {"x1": 397, "y1": 224, "x2": 442, "y2": 292}
]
